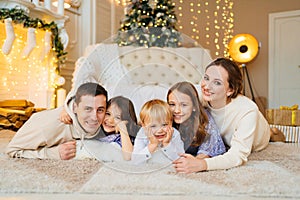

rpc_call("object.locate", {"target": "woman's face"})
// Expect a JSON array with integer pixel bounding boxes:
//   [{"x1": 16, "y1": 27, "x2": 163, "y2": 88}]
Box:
[
  {"x1": 168, "y1": 89, "x2": 194, "y2": 124},
  {"x1": 102, "y1": 103, "x2": 122, "y2": 133},
  {"x1": 200, "y1": 65, "x2": 233, "y2": 108}
]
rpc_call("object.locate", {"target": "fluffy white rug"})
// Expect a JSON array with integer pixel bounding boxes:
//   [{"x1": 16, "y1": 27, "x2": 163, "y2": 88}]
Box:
[
  {"x1": 79, "y1": 142, "x2": 300, "y2": 198},
  {"x1": 0, "y1": 129, "x2": 299, "y2": 198}
]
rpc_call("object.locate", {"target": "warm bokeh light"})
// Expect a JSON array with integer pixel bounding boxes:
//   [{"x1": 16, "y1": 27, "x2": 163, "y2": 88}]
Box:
[
  {"x1": 0, "y1": 22, "x2": 57, "y2": 108},
  {"x1": 174, "y1": 0, "x2": 234, "y2": 56}
]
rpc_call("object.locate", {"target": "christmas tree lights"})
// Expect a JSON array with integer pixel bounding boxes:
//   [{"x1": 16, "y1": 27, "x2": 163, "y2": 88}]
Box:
[{"x1": 115, "y1": 0, "x2": 182, "y2": 48}]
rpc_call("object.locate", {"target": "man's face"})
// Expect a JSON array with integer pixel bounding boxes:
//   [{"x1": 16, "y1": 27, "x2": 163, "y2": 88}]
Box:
[{"x1": 74, "y1": 94, "x2": 107, "y2": 133}]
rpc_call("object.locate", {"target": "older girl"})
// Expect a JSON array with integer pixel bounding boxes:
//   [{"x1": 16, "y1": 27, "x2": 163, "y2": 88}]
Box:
[{"x1": 167, "y1": 82, "x2": 226, "y2": 162}]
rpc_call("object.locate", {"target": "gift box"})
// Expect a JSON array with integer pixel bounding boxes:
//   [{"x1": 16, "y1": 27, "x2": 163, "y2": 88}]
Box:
[{"x1": 266, "y1": 108, "x2": 300, "y2": 126}]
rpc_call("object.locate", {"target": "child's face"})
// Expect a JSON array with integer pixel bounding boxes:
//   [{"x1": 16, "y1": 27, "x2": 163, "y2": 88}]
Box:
[
  {"x1": 168, "y1": 89, "x2": 194, "y2": 124},
  {"x1": 143, "y1": 118, "x2": 171, "y2": 142},
  {"x1": 102, "y1": 103, "x2": 122, "y2": 133}
]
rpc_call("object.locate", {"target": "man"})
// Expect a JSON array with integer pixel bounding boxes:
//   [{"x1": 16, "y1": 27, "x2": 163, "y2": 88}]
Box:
[{"x1": 6, "y1": 82, "x2": 107, "y2": 160}]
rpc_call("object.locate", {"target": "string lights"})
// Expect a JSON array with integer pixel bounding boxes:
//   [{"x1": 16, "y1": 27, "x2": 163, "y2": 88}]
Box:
[
  {"x1": 114, "y1": 1, "x2": 234, "y2": 55},
  {"x1": 0, "y1": 8, "x2": 68, "y2": 108},
  {"x1": 171, "y1": 0, "x2": 234, "y2": 57},
  {"x1": 0, "y1": 19, "x2": 58, "y2": 108}
]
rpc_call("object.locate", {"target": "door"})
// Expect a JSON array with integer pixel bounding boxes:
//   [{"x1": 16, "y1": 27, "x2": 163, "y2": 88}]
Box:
[{"x1": 269, "y1": 10, "x2": 300, "y2": 108}]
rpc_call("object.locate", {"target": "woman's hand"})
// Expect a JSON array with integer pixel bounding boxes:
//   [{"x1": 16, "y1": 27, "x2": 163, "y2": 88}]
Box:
[
  {"x1": 173, "y1": 153, "x2": 208, "y2": 173},
  {"x1": 59, "y1": 107, "x2": 72, "y2": 124}
]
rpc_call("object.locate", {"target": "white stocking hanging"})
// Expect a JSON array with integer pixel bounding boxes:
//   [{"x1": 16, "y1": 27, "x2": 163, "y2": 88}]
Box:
[
  {"x1": 22, "y1": 27, "x2": 36, "y2": 58},
  {"x1": 2, "y1": 18, "x2": 16, "y2": 55},
  {"x1": 40, "y1": 31, "x2": 52, "y2": 60}
]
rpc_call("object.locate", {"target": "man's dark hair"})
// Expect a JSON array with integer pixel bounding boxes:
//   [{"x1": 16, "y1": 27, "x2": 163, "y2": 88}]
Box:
[{"x1": 75, "y1": 82, "x2": 108, "y2": 104}]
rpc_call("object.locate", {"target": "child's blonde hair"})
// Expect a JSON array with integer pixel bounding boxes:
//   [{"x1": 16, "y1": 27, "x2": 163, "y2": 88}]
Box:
[{"x1": 139, "y1": 99, "x2": 173, "y2": 125}]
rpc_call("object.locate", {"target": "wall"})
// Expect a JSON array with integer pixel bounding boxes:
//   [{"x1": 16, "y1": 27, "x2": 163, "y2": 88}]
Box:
[
  {"x1": 232, "y1": 0, "x2": 300, "y2": 108},
  {"x1": 67, "y1": 0, "x2": 300, "y2": 108},
  {"x1": 172, "y1": 0, "x2": 300, "y2": 108}
]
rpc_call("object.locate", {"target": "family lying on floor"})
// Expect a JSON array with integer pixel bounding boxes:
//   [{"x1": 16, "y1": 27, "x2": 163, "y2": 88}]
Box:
[{"x1": 5, "y1": 58, "x2": 284, "y2": 173}]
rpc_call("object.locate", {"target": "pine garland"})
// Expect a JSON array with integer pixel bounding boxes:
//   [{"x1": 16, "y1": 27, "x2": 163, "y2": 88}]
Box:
[{"x1": 0, "y1": 8, "x2": 67, "y2": 73}]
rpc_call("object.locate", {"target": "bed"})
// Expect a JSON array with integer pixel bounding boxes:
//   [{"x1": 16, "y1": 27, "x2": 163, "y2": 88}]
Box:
[{"x1": 68, "y1": 43, "x2": 212, "y2": 115}]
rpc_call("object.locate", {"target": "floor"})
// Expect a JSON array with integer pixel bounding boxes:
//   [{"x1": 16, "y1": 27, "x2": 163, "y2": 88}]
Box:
[
  {"x1": 0, "y1": 130, "x2": 296, "y2": 200},
  {"x1": 0, "y1": 194, "x2": 281, "y2": 200}
]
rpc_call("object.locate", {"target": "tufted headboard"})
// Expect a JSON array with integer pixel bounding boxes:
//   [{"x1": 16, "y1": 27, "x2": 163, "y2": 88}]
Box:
[
  {"x1": 117, "y1": 46, "x2": 212, "y2": 86},
  {"x1": 69, "y1": 43, "x2": 212, "y2": 116}
]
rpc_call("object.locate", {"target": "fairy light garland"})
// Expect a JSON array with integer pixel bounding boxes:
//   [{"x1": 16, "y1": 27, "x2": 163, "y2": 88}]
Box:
[
  {"x1": 0, "y1": 8, "x2": 67, "y2": 72},
  {"x1": 173, "y1": 0, "x2": 234, "y2": 57},
  {"x1": 0, "y1": 8, "x2": 67, "y2": 108}
]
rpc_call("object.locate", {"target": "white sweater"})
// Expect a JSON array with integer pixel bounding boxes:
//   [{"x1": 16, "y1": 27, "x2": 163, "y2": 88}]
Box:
[{"x1": 204, "y1": 95, "x2": 270, "y2": 170}]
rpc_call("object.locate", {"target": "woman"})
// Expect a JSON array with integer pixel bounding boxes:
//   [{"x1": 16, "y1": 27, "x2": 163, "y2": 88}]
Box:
[
  {"x1": 167, "y1": 81, "x2": 226, "y2": 160},
  {"x1": 173, "y1": 58, "x2": 271, "y2": 173},
  {"x1": 61, "y1": 96, "x2": 140, "y2": 161}
]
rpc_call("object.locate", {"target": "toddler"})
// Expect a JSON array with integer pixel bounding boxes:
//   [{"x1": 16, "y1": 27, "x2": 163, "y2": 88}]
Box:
[{"x1": 132, "y1": 99, "x2": 184, "y2": 165}]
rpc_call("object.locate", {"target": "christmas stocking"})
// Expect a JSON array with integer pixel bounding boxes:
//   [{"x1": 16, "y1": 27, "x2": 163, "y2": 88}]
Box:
[
  {"x1": 40, "y1": 31, "x2": 52, "y2": 60},
  {"x1": 2, "y1": 18, "x2": 16, "y2": 55},
  {"x1": 22, "y1": 27, "x2": 36, "y2": 58}
]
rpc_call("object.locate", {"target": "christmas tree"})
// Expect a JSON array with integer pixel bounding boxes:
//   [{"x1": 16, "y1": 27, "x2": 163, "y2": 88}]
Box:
[{"x1": 115, "y1": 0, "x2": 181, "y2": 48}]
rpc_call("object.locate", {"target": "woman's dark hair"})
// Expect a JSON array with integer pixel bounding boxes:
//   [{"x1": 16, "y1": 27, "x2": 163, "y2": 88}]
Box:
[
  {"x1": 107, "y1": 96, "x2": 140, "y2": 137},
  {"x1": 167, "y1": 81, "x2": 208, "y2": 150},
  {"x1": 205, "y1": 58, "x2": 243, "y2": 98},
  {"x1": 75, "y1": 82, "x2": 108, "y2": 104}
]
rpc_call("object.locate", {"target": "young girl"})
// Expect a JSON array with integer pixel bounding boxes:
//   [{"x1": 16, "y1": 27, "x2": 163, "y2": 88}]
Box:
[
  {"x1": 95, "y1": 96, "x2": 140, "y2": 160},
  {"x1": 167, "y1": 82, "x2": 226, "y2": 160},
  {"x1": 173, "y1": 58, "x2": 272, "y2": 173},
  {"x1": 131, "y1": 99, "x2": 184, "y2": 165}
]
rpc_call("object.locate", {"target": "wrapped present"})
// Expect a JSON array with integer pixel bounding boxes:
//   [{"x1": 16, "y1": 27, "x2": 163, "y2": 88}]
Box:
[{"x1": 266, "y1": 104, "x2": 300, "y2": 126}]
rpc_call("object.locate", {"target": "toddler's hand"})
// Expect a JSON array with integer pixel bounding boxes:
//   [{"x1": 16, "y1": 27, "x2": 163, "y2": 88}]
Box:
[
  {"x1": 145, "y1": 127, "x2": 159, "y2": 153},
  {"x1": 162, "y1": 125, "x2": 173, "y2": 147}
]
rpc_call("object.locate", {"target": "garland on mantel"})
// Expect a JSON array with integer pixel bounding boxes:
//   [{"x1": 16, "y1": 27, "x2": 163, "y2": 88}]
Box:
[{"x1": 0, "y1": 8, "x2": 67, "y2": 73}]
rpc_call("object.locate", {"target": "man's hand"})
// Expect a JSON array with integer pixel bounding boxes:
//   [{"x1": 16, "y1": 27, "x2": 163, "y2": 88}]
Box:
[
  {"x1": 59, "y1": 107, "x2": 72, "y2": 124},
  {"x1": 59, "y1": 140, "x2": 76, "y2": 160}
]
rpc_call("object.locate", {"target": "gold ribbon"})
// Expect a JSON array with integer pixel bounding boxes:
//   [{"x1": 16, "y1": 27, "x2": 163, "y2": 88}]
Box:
[
  {"x1": 280, "y1": 104, "x2": 298, "y2": 126},
  {"x1": 279, "y1": 104, "x2": 298, "y2": 110}
]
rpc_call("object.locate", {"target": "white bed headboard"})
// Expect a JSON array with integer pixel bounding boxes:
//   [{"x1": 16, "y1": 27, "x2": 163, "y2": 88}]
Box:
[
  {"x1": 70, "y1": 43, "x2": 212, "y2": 116},
  {"x1": 117, "y1": 46, "x2": 212, "y2": 86}
]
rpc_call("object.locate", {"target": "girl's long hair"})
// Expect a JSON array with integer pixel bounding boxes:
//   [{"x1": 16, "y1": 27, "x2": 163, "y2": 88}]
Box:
[
  {"x1": 167, "y1": 82, "x2": 208, "y2": 149},
  {"x1": 107, "y1": 96, "x2": 140, "y2": 137}
]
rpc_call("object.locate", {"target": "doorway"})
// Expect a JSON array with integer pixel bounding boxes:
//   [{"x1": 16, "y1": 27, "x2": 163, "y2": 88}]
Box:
[{"x1": 268, "y1": 10, "x2": 300, "y2": 108}]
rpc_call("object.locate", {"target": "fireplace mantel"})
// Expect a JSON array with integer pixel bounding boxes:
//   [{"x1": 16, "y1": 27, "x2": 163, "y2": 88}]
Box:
[{"x1": 0, "y1": 0, "x2": 70, "y2": 108}]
